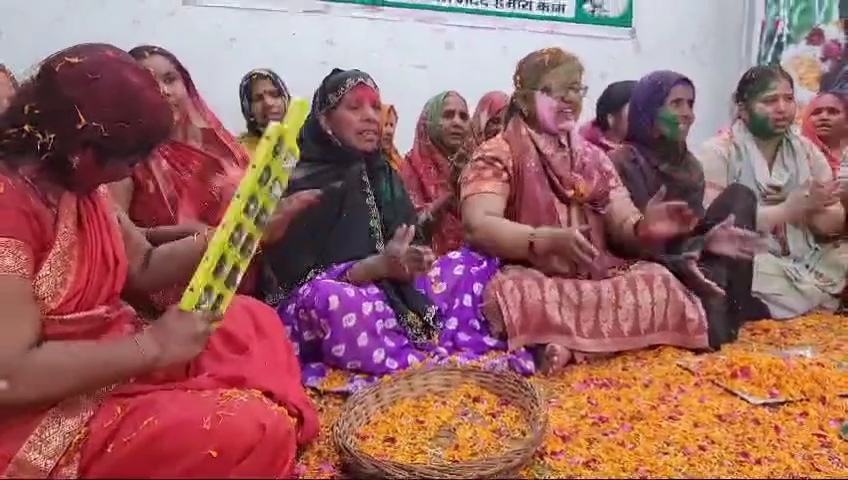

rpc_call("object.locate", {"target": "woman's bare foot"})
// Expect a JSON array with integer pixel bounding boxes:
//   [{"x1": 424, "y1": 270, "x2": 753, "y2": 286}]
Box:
[{"x1": 540, "y1": 344, "x2": 572, "y2": 375}]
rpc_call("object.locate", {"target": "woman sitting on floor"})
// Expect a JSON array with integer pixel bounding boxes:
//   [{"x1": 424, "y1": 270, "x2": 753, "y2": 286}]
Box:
[
  {"x1": 401, "y1": 91, "x2": 471, "y2": 256},
  {"x1": 579, "y1": 80, "x2": 636, "y2": 153},
  {"x1": 110, "y1": 45, "x2": 256, "y2": 311},
  {"x1": 262, "y1": 69, "x2": 534, "y2": 392},
  {"x1": 609, "y1": 70, "x2": 766, "y2": 349},
  {"x1": 697, "y1": 66, "x2": 847, "y2": 319},
  {"x1": 0, "y1": 43, "x2": 318, "y2": 478},
  {"x1": 449, "y1": 91, "x2": 511, "y2": 189},
  {"x1": 800, "y1": 90, "x2": 848, "y2": 178},
  {"x1": 460, "y1": 47, "x2": 712, "y2": 373},
  {"x1": 237, "y1": 68, "x2": 291, "y2": 157},
  {"x1": 381, "y1": 103, "x2": 404, "y2": 171}
]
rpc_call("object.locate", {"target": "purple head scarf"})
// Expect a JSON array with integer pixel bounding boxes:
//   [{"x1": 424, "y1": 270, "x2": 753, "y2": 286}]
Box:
[
  {"x1": 610, "y1": 70, "x2": 705, "y2": 216},
  {"x1": 626, "y1": 70, "x2": 695, "y2": 147}
]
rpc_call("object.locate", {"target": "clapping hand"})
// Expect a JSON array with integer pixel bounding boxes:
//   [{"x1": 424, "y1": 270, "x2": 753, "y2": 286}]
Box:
[
  {"x1": 704, "y1": 215, "x2": 767, "y2": 260},
  {"x1": 809, "y1": 179, "x2": 840, "y2": 209},
  {"x1": 638, "y1": 186, "x2": 699, "y2": 242},
  {"x1": 380, "y1": 225, "x2": 436, "y2": 282}
]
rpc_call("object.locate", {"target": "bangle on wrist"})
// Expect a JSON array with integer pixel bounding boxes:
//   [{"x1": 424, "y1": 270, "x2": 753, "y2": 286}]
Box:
[
  {"x1": 192, "y1": 226, "x2": 215, "y2": 244},
  {"x1": 132, "y1": 333, "x2": 153, "y2": 368},
  {"x1": 528, "y1": 228, "x2": 540, "y2": 258}
]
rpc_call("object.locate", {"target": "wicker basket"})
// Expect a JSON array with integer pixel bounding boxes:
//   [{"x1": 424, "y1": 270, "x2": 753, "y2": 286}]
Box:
[{"x1": 332, "y1": 366, "x2": 548, "y2": 479}]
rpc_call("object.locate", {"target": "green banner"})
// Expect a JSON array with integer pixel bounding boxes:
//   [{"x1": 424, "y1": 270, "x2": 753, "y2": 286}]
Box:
[{"x1": 323, "y1": 0, "x2": 634, "y2": 28}]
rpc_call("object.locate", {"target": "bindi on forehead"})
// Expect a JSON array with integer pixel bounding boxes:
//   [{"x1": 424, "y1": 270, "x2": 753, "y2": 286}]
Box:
[
  {"x1": 252, "y1": 78, "x2": 278, "y2": 95},
  {"x1": 347, "y1": 84, "x2": 380, "y2": 104}
]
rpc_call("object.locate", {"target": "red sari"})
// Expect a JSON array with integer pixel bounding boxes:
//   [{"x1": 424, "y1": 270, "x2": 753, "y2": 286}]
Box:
[
  {"x1": 800, "y1": 93, "x2": 845, "y2": 177},
  {"x1": 127, "y1": 83, "x2": 254, "y2": 309},
  {"x1": 0, "y1": 173, "x2": 318, "y2": 478},
  {"x1": 400, "y1": 95, "x2": 465, "y2": 256}
]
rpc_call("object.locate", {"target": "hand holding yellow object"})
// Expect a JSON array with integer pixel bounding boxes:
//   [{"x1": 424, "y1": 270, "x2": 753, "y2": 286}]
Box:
[{"x1": 179, "y1": 98, "x2": 310, "y2": 320}]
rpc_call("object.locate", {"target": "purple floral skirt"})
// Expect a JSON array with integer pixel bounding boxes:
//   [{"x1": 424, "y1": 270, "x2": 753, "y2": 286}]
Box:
[{"x1": 277, "y1": 246, "x2": 535, "y2": 392}]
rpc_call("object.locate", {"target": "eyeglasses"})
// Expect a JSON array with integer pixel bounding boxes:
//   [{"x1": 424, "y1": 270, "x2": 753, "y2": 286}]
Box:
[
  {"x1": 539, "y1": 84, "x2": 589, "y2": 100},
  {"x1": 569, "y1": 84, "x2": 589, "y2": 97}
]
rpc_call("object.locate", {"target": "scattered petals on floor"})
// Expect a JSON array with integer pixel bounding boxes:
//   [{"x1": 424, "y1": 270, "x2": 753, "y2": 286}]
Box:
[
  {"x1": 296, "y1": 314, "x2": 848, "y2": 478},
  {"x1": 356, "y1": 382, "x2": 529, "y2": 464},
  {"x1": 684, "y1": 345, "x2": 847, "y2": 402}
]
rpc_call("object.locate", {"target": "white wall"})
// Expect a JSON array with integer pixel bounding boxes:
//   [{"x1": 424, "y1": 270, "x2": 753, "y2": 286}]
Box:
[{"x1": 0, "y1": 0, "x2": 755, "y2": 151}]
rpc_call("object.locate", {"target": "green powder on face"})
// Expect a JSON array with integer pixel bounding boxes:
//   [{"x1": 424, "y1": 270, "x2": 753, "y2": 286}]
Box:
[
  {"x1": 657, "y1": 108, "x2": 681, "y2": 142},
  {"x1": 747, "y1": 111, "x2": 780, "y2": 139},
  {"x1": 744, "y1": 78, "x2": 786, "y2": 139}
]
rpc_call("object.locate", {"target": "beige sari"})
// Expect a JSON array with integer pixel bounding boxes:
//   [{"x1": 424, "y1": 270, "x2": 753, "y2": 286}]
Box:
[{"x1": 696, "y1": 122, "x2": 848, "y2": 318}]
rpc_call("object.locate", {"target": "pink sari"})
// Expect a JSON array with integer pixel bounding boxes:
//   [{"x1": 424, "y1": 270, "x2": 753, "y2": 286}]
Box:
[{"x1": 460, "y1": 118, "x2": 709, "y2": 356}]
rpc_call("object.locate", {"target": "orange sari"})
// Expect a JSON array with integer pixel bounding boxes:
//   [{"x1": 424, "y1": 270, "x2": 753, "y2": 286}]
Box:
[
  {"x1": 0, "y1": 173, "x2": 318, "y2": 478},
  {"x1": 381, "y1": 104, "x2": 403, "y2": 171}
]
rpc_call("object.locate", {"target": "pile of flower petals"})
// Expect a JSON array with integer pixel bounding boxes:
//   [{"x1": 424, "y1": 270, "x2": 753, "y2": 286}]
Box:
[{"x1": 295, "y1": 314, "x2": 848, "y2": 478}]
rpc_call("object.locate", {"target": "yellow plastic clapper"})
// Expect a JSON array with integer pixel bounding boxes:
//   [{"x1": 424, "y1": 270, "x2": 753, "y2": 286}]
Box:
[{"x1": 179, "y1": 98, "x2": 309, "y2": 324}]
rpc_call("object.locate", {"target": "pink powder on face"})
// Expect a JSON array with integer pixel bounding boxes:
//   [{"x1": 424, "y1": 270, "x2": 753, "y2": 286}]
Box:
[
  {"x1": 534, "y1": 91, "x2": 560, "y2": 134},
  {"x1": 348, "y1": 84, "x2": 380, "y2": 105},
  {"x1": 534, "y1": 91, "x2": 576, "y2": 134}
]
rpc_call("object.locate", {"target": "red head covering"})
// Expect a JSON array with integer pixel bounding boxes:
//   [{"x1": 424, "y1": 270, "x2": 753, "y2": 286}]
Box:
[
  {"x1": 448, "y1": 91, "x2": 509, "y2": 198},
  {"x1": 128, "y1": 45, "x2": 250, "y2": 168},
  {"x1": 126, "y1": 45, "x2": 249, "y2": 227},
  {"x1": 800, "y1": 91, "x2": 847, "y2": 177},
  {"x1": 0, "y1": 63, "x2": 18, "y2": 89},
  {"x1": 400, "y1": 91, "x2": 468, "y2": 255},
  {"x1": 470, "y1": 91, "x2": 509, "y2": 146},
  {"x1": 0, "y1": 43, "x2": 172, "y2": 188}
]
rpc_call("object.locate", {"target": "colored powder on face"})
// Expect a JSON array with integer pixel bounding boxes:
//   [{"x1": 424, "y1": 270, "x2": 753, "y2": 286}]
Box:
[
  {"x1": 349, "y1": 84, "x2": 380, "y2": 105},
  {"x1": 538, "y1": 64, "x2": 584, "y2": 115},
  {"x1": 656, "y1": 108, "x2": 681, "y2": 142},
  {"x1": 747, "y1": 110, "x2": 780, "y2": 139},
  {"x1": 545, "y1": 64, "x2": 582, "y2": 86},
  {"x1": 533, "y1": 91, "x2": 560, "y2": 135},
  {"x1": 744, "y1": 79, "x2": 786, "y2": 139}
]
